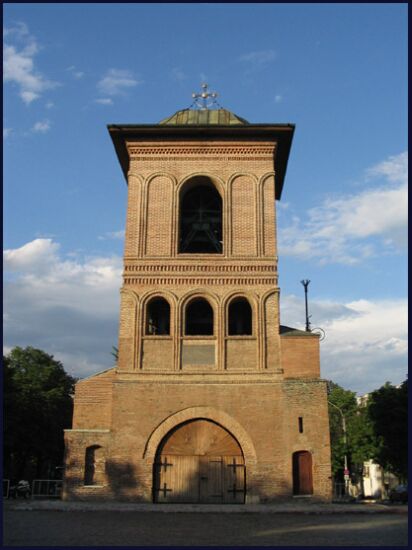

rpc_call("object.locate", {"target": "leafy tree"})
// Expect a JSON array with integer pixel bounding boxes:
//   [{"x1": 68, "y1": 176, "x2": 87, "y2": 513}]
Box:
[
  {"x1": 3, "y1": 347, "x2": 77, "y2": 481},
  {"x1": 368, "y1": 379, "x2": 408, "y2": 482},
  {"x1": 327, "y1": 381, "x2": 379, "y2": 481}
]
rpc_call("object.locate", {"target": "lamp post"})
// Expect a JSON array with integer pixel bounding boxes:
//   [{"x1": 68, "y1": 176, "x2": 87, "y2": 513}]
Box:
[{"x1": 328, "y1": 400, "x2": 350, "y2": 497}]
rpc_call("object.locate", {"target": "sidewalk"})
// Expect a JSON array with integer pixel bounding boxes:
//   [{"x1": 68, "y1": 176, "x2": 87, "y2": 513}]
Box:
[{"x1": 4, "y1": 499, "x2": 408, "y2": 514}]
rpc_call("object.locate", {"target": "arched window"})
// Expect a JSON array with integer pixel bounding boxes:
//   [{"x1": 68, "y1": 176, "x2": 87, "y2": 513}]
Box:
[
  {"x1": 185, "y1": 298, "x2": 214, "y2": 336},
  {"x1": 228, "y1": 298, "x2": 252, "y2": 335},
  {"x1": 179, "y1": 179, "x2": 222, "y2": 254},
  {"x1": 84, "y1": 445, "x2": 102, "y2": 485},
  {"x1": 146, "y1": 298, "x2": 170, "y2": 335}
]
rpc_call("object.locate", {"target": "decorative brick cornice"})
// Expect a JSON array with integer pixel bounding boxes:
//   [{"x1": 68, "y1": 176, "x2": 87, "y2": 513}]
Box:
[
  {"x1": 127, "y1": 145, "x2": 276, "y2": 158},
  {"x1": 123, "y1": 277, "x2": 278, "y2": 286}
]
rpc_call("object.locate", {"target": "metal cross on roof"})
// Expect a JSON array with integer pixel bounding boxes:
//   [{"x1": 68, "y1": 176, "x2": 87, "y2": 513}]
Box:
[{"x1": 192, "y1": 83, "x2": 218, "y2": 110}]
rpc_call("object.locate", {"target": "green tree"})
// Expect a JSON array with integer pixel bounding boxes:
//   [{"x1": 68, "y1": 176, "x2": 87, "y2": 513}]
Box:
[
  {"x1": 3, "y1": 347, "x2": 77, "y2": 481},
  {"x1": 327, "y1": 381, "x2": 379, "y2": 481},
  {"x1": 368, "y1": 379, "x2": 408, "y2": 482}
]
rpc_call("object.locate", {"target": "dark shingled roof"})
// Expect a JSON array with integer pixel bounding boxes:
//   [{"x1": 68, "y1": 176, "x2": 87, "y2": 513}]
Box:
[{"x1": 159, "y1": 108, "x2": 249, "y2": 126}]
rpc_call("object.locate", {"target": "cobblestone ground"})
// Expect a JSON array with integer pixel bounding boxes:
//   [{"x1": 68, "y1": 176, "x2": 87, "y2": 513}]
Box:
[{"x1": 3, "y1": 510, "x2": 408, "y2": 546}]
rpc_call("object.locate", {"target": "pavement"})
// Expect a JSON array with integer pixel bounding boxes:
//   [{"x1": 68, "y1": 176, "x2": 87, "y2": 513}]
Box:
[{"x1": 4, "y1": 498, "x2": 408, "y2": 514}]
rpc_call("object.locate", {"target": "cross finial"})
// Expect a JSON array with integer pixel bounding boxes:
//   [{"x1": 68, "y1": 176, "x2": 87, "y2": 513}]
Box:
[{"x1": 191, "y1": 83, "x2": 218, "y2": 110}]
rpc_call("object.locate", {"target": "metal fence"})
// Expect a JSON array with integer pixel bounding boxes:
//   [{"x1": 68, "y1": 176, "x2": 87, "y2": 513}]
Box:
[
  {"x1": 32, "y1": 479, "x2": 63, "y2": 499},
  {"x1": 3, "y1": 480, "x2": 10, "y2": 499},
  {"x1": 333, "y1": 482, "x2": 346, "y2": 500}
]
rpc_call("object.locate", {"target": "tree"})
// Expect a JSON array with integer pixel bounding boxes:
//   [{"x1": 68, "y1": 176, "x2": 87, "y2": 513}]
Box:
[
  {"x1": 368, "y1": 379, "x2": 408, "y2": 482},
  {"x1": 3, "y1": 347, "x2": 77, "y2": 481},
  {"x1": 327, "y1": 381, "x2": 379, "y2": 481}
]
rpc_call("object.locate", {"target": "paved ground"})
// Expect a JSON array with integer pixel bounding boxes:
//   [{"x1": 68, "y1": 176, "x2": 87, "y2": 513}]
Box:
[{"x1": 3, "y1": 501, "x2": 408, "y2": 546}]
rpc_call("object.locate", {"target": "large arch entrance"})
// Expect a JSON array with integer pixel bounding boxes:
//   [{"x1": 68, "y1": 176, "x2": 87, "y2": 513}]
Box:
[{"x1": 153, "y1": 419, "x2": 245, "y2": 503}]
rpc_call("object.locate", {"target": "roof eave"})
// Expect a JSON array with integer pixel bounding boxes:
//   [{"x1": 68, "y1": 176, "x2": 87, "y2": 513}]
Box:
[{"x1": 107, "y1": 123, "x2": 295, "y2": 200}]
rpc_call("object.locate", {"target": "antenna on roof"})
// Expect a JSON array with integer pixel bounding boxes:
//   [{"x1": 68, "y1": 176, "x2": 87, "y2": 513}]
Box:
[
  {"x1": 300, "y1": 279, "x2": 326, "y2": 340},
  {"x1": 300, "y1": 279, "x2": 312, "y2": 332}
]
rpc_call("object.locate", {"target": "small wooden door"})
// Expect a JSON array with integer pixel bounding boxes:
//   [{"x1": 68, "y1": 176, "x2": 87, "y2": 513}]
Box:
[
  {"x1": 293, "y1": 451, "x2": 313, "y2": 495},
  {"x1": 153, "y1": 420, "x2": 245, "y2": 503}
]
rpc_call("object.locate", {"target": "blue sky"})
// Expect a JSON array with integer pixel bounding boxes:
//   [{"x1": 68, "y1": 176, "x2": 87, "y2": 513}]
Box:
[{"x1": 3, "y1": 3, "x2": 408, "y2": 394}]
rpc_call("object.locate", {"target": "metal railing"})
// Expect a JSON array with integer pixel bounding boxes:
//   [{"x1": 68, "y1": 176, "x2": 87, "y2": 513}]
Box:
[
  {"x1": 3, "y1": 479, "x2": 10, "y2": 499},
  {"x1": 31, "y1": 479, "x2": 63, "y2": 499},
  {"x1": 333, "y1": 482, "x2": 346, "y2": 500}
]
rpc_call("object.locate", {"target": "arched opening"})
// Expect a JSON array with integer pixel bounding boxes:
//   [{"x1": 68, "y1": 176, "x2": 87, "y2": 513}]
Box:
[
  {"x1": 153, "y1": 419, "x2": 245, "y2": 503},
  {"x1": 84, "y1": 445, "x2": 103, "y2": 486},
  {"x1": 179, "y1": 178, "x2": 222, "y2": 254},
  {"x1": 292, "y1": 450, "x2": 313, "y2": 495},
  {"x1": 228, "y1": 298, "x2": 252, "y2": 335},
  {"x1": 185, "y1": 298, "x2": 214, "y2": 336},
  {"x1": 146, "y1": 297, "x2": 170, "y2": 335}
]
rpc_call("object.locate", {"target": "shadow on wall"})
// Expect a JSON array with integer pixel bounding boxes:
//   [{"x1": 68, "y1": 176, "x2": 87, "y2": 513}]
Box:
[{"x1": 64, "y1": 458, "x2": 328, "y2": 503}]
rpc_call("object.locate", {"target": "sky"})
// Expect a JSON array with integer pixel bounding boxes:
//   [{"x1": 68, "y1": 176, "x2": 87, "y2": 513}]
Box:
[{"x1": 3, "y1": 3, "x2": 408, "y2": 395}]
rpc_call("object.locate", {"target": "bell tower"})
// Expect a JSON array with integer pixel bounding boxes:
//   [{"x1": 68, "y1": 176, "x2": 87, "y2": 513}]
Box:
[{"x1": 63, "y1": 87, "x2": 332, "y2": 503}]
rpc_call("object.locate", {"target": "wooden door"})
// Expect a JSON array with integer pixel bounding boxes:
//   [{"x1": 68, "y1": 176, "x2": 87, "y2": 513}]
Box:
[
  {"x1": 293, "y1": 451, "x2": 313, "y2": 495},
  {"x1": 155, "y1": 455, "x2": 199, "y2": 503},
  {"x1": 153, "y1": 419, "x2": 245, "y2": 503}
]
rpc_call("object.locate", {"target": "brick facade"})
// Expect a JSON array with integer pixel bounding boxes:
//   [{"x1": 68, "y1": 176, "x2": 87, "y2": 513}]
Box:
[{"x1": 63, "y1": 112, "x2": 332, "y2": 503}]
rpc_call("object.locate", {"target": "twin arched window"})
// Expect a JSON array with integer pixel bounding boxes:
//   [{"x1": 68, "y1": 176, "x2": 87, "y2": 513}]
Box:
[{"x1": 145, "y1": 296, "x2": 252, "y2": 337}]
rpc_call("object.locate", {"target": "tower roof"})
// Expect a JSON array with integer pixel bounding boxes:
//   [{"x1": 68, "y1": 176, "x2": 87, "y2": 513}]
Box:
[
  {"x1": 107, "y1": 84, "x2": 294, "y2": 199},
  {"x1": 159, "y1": 108, "x2": 249, "y2": 126}
]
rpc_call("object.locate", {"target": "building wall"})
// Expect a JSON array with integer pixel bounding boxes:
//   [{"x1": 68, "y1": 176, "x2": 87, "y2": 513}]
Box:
[{"x1": 64, "y1": 379, "x2": 331, "y2": 502}]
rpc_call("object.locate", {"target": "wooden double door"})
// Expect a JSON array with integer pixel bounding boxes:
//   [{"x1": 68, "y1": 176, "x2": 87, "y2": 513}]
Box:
[{"x1": 153, "y1": 420, "x2": 245, "y2": 504}]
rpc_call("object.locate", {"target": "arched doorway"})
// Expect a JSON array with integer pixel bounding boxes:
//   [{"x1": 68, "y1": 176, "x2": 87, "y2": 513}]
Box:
[
  {"x1": 292, "y1": 450, "x2": 313, "y2": 495},
  {"x1": 153, "y1": 419, "x2": 245, "y2": 503}
]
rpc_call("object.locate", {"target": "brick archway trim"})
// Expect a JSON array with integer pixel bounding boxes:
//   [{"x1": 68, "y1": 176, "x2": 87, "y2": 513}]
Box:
[{"x1": 143, "y1": 407, "x2": 257, "y2": 465}]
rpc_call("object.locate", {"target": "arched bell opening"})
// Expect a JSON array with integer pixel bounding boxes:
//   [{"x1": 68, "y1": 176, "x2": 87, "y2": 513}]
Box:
[
  {"x1": 153, "y1": 419, "x2": 245, "y2": 504},
  {"x1": 179, "y1": 177, "x2": 223, "y2": 254}
]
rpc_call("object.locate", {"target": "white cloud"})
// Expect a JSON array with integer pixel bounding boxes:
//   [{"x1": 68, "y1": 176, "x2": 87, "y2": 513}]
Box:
[
  {"x1": 280, "y1": 294, "x2": 408, "y2": 394},
  {"x1": 3, "y1": 23, "x2": 59, "y2": 104},
  {"x1": 3, "y1": 238, "x2": 122, "y2": 378},
  {"x1": 95, "y1": 98, "x2": 113, "y2": 105},
  {"x1": 278, "y1": 152, "x2": 408, "y2": 264},
  {"x1": 45, "y1": 100, "x2": 54, "y2": 109},
  {"x1": 239, "y1": 49, "x2": 277, "y2": 65},
  {"x1": 32, "y1": 119, "x2": 51, "y2": 133},
  {"x1": 274, "y1": 94, "x2": 283, "y2": 103},
  {"x1": 97, "y1": 68, "x2": 140, "y2": 97},
  {"x1": 4, "y1": 238, "x2": 59, "y2": 272},
  {"x1": 3, "y1": 127, "x2": 12, "y2": 138},
  {"x1": 66, "y1": 65, "x2": 84, "y2": 79},
  {"x1": 98, "y1": 230, "x2": 125, "y2": 240}
]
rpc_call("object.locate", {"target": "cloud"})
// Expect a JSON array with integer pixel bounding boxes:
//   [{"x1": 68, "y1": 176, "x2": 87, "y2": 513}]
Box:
[
  {"x1": 3, "y1": 238, "x2": 122, "y2": 378},
  {"x1": 4, "y1": 238, "x2": 59, "y2": 272},
  {"x1": 98, "y1": 230, "x2": 125, "y2": 240},
  {"x1": 274, "y1": 94, "x2": 283, "y2": 103},
  {"x1": 278, "y1": 152, "x2": 408, "y2": 264},
  {"x1": 45, "y1": 101, "x2": 54, "y2": 109},
  {"x1": 3, "y1": 22, "x2": 59, "y2": 104},
  {"x1": 3, "y1": 127, "x2": 12, "y2": 138},
  {"x1": 97, "y1": 68, "x2": 140, "y2": 97},
  {"x1": 32, "y1": 119, "x2": 51, "y2": 133},
  {"x1": 66, "y1": 65, "x2": 84, "y2": 79},
  {"x1": 280, "y1": 294, "x2": 408, "y2": 394},
  {"x1": 239, "y1": 49, "x2": 277, "y2": 65},
  {"x1": 95, "y1": 98, "x2": 113, "y2": 106}
]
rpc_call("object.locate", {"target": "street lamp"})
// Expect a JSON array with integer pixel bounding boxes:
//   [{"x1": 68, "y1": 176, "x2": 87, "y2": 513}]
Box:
[{"x1": 328, "y1": 400, "x2": 350, "y2": 497}]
